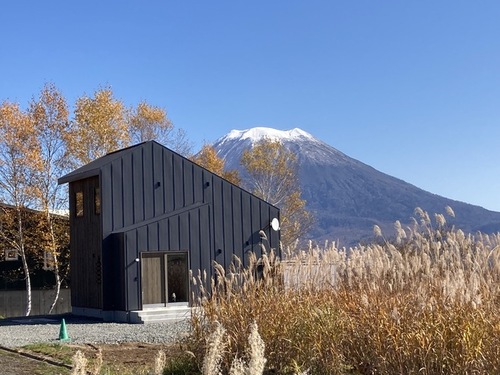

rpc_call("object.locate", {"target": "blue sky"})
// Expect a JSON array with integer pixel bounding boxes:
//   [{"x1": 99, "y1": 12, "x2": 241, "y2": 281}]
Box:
[{"x1": 1, "y1": 1, "x2": 500, "y2": 212}]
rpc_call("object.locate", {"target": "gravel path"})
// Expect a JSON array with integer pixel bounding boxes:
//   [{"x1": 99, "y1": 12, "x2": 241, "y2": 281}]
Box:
[{"x1": 0, "y1": 314, "x2": 191, "y2": 348}]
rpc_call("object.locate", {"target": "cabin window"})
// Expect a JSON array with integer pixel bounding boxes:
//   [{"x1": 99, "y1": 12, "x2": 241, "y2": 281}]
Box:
[
  {"x1": 75, "y1": 191, "x2": 84, "y2": 217},
  {"x1": 43, "y1": 251, "x2": 55, "y2": 270},
  {"x1": 94, "y1": 187, "x2": 101, "y2": 215},
  {"x1": 4, "y1": 249, "x2": 18, "y2": 261}
]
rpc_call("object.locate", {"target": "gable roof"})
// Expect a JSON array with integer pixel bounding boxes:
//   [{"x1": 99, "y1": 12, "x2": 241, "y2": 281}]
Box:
[
  {"x1": 58, "y1": 141, "x2": 155, "y2": 185},
  {"x1": 58, "y1": 140, "x2": 280, "y2": 211}
]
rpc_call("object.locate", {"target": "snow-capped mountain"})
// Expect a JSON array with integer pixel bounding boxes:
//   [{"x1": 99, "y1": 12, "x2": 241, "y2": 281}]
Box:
[{"x1": 212, "y1": 127, "x2": 500, "y2": 246}]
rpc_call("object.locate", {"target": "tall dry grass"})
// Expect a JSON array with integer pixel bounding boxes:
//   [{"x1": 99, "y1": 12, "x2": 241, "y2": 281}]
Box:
[{"x1": 188, "y1": 208, "x2": 500, "y2": 374}]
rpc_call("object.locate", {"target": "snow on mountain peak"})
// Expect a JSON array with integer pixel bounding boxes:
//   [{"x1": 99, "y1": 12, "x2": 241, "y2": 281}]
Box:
[{"x1": 224, "y1": 127, "x2": 314, "y2": 144}]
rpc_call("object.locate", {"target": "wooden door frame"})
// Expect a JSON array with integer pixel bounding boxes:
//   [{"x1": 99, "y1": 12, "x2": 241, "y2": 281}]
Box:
[{"x1": 140, "y1": 250, "x2": 189, "y2": 309}]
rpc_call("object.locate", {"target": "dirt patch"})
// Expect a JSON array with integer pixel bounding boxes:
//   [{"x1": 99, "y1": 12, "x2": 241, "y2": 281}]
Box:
[
  {"x1": 0, "y1": 342, "x2": 192, "y2": 374},
  {"x1": 0, "y1": 347, "x2": 70, "y2": 375},
  {"x1": 69, "y1": 342, "x2": 188, "y2": 373}
]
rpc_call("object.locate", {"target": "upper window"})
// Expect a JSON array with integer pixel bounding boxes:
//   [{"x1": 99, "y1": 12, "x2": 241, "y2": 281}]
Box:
[
  {"x1": 94, "y1": 187, "x2": 101, "y2": 215},
  {"x1": 75, "y1": 191, "x2": 84, "y2": 217},
  {"x1": 4, "y1": 249, "x2": 18, "y2": 261},
  {"x1": 43, "y1": 251, "x2": 55, "y2": 270}
]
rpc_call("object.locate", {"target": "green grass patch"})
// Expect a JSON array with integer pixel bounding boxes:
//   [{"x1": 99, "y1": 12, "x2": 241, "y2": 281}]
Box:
[
  {"x1": 22, "y1": 342, "x2": 75, "y2": 365},
  {"x1": 163, "y1": 354, "x2": 200, "y2": 375}
]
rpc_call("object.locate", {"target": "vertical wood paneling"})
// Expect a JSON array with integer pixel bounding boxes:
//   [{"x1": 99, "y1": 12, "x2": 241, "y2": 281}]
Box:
[
  {"x1": 173, "y1": 153, "x2": 183, "y2": 210},
  {"x1": 251, "y1": 196, "x2": 262, "y2": 256},
  {"x1": 153, "y1": 143, "x2": 165, "y2": 216},
  {"x1": 203, "y1": 170, "x2": 212, "y2": 203},
  {"x1": 163, "y1": 151, "x2": 174, "y2": 213},
  {"x1": 137, "y1": 226, "x2": 148, "y2": 252},
  {"x1": 169, "y1": 216, "x2": 180, "y2": 250},
  {"x1": 125, "y1": 231, "x2": 139, "y2": 310},
  {"x1": 212, "y1": 177, "x2": 223, "y2": 261},
  {"x1": 199, "y1": 204, "x2": 212, "y2": 281},
  {"x1": 260, "y1": 201, "x2": 268, "y2": 235},
  {"x1": 148, "y1": 222, "x2": 159, "y2": 250},
  {"x1": 133, "y1": 149, "x2": 145, "y2": 223},
  {"x1": 141, "y1": 253, "x2": 165, "y2": 304},
  {"x1": 270, "y1": 207, "x2": 280, "y2": 254},
  {"x1": 183, "y1": 161, "x2": 194, "y2": 206},
  {"x1": 232, "y1": 189, "x2": 243, "y2": 257},
  {"x1": 193, "y1": 166, "x2": 203, "y2": 203},
  {"x1": 69, "y1": 176, "x2": 102, "y2": 309},
  {"x1": 122, "y1": 153, "x2": 134, "y2": 227},
  {"x1": 101, "y1": 165, "x2": 113, "y2": 234},
  {"x1": 223, "y1": 182, "x2": 233, "y2": 268},
  {"x1": 158, "y1": 220, "x2": 168, "y2": 250},
  {"x1": 241, "y1": 191, "x2": 253, "y2": 261},
  {"x1": 102, "y1": 233, "x2": 125, "y2": 311},
  {"x1": 143, "y1": 143, "x2": 154, "y2": 220},
  {"x1": 188, "y1": 209, "x2": 201, "y2": 274},
  {"x1": 111, "y1": 158, "x2": 123, "y2": 230},
  {"x1": 179, "y1": 212, "x2": 189, "y2": 250},
  {"x1": 260, "y1": 203, "x2": 272, "y2": 253},
  {"x1": 66, "y1": 140, "x2": 280, "y2": 314},
  {"x1": 115, "y1": 232, "x2": 126, "y2": 310}
]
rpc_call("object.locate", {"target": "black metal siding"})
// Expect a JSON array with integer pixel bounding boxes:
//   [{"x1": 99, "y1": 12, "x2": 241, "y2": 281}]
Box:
[
  {"x1": 112, "y1": 157, "x2": 124, "y2": 229},
  {"x1": 122, "y1": 204, "x2": 213, "y2": 311},
  {"x1": 125, "y1": 230, "x2": 139, "y2": 310},
  {"x1": 65, "y1": 141, "x2": 279, "y2": 313},
  {"x1": 102, "y1": 233, "x2": 125, "y2": 311},
  {"x1": 173, "y1": 152, "x2": 184, "y2": 209},
  {"x1": 103, "y1": 142, "x2": 198, "y2": 235},
  {"x1": 153, "y1": 144, "x2": 164, "y2": 216}
]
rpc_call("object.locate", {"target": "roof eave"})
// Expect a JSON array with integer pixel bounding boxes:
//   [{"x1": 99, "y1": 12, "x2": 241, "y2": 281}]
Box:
[{"x1": 58, "y1": 168, "x2": 100, "y2": 185}]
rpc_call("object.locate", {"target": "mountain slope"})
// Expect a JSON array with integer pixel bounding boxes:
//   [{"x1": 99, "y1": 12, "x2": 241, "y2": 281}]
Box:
[{"x1": 213, "y1": 127, "x2": 500, "y2": 246}]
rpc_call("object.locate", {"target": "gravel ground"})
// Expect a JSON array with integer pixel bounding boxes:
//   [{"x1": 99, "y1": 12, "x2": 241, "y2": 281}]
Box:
[{"x1": 0, "y1": 314, "x2": 191, "y2": 348}]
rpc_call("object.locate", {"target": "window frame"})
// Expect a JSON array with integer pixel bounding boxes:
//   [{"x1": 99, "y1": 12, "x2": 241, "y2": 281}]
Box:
[
  {"x1": 94, "y1": 187, "x2": 101, "y2": 215},
  {"x1": 75, "y1": 191, "x2": 84, "y2": 217}
]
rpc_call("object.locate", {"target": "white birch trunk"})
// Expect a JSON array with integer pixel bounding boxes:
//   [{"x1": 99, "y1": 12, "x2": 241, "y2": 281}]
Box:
[
  {"x1": 46, "y1": 211, "x2": 62, "y2": 314},
  {"x1": 17, "y1": 209, "x2": 31, "y2": 316},
  {"x1": 48, "y1": 253, "x2": 61, "y2": 314}
]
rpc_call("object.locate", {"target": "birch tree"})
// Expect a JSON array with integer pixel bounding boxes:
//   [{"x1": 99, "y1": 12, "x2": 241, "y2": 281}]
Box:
[
  {"x1": 0, "y1": 101, "x2": 42, "y2": 315},
  {"x1": 29, "y1": 83, "x2": 70, "y2": 313},
  {"x1": 241, "y1": 139, "x2": 313, "y2": 249},
  {"x1": 67, "y1": 89, "x2": 192, "y2": 169},
  {"x1": 66, "y1": 87, "x2": 129, "y2": 167},
  {"x1": 191, "y1": 144, "x2": 241, "y2": 185},
  {"x1": 129, "y1": 100, "x2": 192, "y2": 156},
  {"x1": 129, "y1": 101, "x2": 172, "y2": 144}
]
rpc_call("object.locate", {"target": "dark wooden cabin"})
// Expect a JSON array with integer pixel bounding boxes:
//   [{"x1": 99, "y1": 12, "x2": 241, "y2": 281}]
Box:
[{"x1": 58, "y1": 141, "x2": 280, "y2": 322}]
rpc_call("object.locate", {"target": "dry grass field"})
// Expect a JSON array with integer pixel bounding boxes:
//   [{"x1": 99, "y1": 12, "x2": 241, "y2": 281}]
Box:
[
  {"x1": 7, "y1": 207, "x2": 497, "y2": 374},
  {"x1": 185, "y1": 207, "x2": 500, "y2": 374}
]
